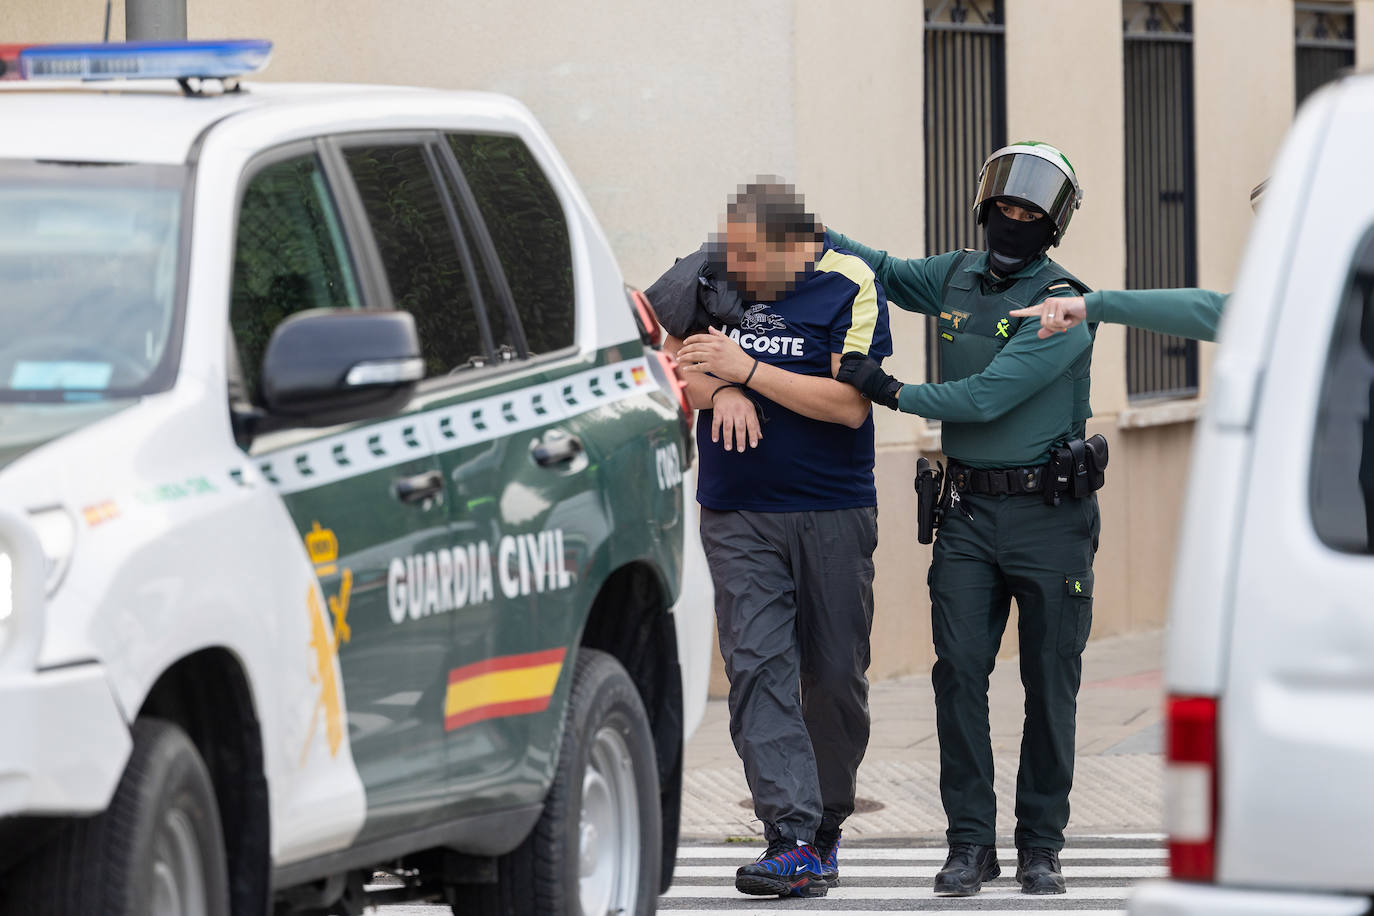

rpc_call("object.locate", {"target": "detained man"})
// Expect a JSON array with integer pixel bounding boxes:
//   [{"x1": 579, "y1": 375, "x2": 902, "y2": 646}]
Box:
[{"x1": 660, "y1": 177, "x2": 891, "y2": 898}]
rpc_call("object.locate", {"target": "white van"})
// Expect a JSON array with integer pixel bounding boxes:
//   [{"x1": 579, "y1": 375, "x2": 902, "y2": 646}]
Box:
[{"x1": 1129, "y1": 72, "x2": 1374, "y2": 914}]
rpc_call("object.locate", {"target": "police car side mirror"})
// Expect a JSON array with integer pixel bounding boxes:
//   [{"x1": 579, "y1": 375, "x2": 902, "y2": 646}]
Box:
[{"x1": 259, "y1": 309, "x2": 424, "y2": 429}]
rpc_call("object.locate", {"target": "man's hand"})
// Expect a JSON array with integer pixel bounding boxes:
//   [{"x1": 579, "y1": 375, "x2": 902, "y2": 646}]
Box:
[
  {"x1": 677, "y1": 326, "x2": 755, "y2": 383},
  {"x1": 836, "y1": 352, "x2": 902, "y2": 409},
  {"x1": 1009, "y1": 295, "x2": 1087, "y2": 338},
  {"x1": 710, "y1": 386, "x2": 762, "y2": 452}
]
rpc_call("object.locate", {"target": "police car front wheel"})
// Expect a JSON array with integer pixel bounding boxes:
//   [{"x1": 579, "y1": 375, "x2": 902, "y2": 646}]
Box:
[{"x1": 3, "y1": 718, "x2": 230, "y2": 916}]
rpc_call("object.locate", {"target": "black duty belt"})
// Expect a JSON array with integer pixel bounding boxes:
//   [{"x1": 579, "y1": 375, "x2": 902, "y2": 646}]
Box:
[{"x1": 949, "y1": 461, "x2": 1045, "y2": 496}]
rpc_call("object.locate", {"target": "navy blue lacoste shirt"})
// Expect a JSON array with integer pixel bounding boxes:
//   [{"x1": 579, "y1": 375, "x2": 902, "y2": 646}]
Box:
[{"x1": 696, "y1": 245, "x2": 892, "y2": 512}]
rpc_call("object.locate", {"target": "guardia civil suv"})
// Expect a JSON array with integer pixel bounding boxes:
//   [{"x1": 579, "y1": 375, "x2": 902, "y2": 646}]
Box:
[{"x1": 0, "y1": 39, "x2": 711, "y2": 916}]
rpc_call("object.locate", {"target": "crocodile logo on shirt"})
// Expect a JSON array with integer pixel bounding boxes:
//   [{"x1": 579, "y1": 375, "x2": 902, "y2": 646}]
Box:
[{"x1": 740, "y1": 303, "x2": 787, "y2": 333}]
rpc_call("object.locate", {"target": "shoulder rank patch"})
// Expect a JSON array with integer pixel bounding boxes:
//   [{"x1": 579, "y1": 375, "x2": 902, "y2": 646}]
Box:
[{"x1": 1047, "y1": 282, "x2": 1072, "y2": 292}]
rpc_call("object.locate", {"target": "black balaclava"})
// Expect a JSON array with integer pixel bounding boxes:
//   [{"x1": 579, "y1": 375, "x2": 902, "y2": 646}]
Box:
[{"x1": 984, "y1": 200, "x2": 1055, "y2": 274}]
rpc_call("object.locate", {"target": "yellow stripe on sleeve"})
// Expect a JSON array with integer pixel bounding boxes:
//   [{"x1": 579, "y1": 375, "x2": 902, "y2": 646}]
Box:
[{"x1": 817, "y1": 250, "x2": 880, "y2": 354}]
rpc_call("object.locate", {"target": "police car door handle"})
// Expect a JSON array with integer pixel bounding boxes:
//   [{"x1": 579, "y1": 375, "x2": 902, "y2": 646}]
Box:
[
  {"x1": 531, "y1": 430, "x2": 583, "y2": 467},
  {"x1": 393, "y1": 470, "x2": 444, "y2": 505}
]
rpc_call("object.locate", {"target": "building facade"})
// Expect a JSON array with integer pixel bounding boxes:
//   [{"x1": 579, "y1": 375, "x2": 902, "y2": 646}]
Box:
[{"x1": 12, "y1": 0, "x2": 1372, "y2": 691}]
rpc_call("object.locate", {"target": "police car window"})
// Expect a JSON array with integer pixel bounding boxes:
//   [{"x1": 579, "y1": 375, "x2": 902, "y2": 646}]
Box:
[
  {"x1": 342, "y1": 144, "x2": 487, "y2": 377},
  {"x1": 437, "y1": 166, "x2": 519, "y2": 363},
  {"x1": 1309, "y1": 227, "x2": 1374, "y2": 554},
  {"x1": 447, "y1": 134, "x2": 575, "y2": 355},
  {"x1": 0, "y1": 160, "x2": 184, "y2": 401},
  {"x1": 229, "y1": 154, "x2": 360, "y2": 401}
]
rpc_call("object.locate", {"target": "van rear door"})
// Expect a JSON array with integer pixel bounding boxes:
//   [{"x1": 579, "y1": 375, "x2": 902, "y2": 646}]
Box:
[{"x1": 1216, "y1": 77, "x2": 1374, "y2": 892}]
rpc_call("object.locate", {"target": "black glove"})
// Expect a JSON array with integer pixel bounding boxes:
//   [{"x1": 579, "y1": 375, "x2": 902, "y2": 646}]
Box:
[{"x1": 837, "y1": 352, "x2": 902, "y2": 409}]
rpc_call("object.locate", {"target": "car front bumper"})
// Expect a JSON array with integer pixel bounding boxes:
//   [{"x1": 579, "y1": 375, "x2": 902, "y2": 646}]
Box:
[
  {"x1": 0, "y1": 662, "x2": 131, "y2": 817},
  {"x1": 1130, "y1": 880, "x2": 1370, "y2": 916}
]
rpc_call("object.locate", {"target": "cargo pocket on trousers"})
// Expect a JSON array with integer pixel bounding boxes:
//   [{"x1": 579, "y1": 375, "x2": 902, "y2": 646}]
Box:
[{"x1": 1058, "y1": 570, "x2": 1094, "y2": 657}]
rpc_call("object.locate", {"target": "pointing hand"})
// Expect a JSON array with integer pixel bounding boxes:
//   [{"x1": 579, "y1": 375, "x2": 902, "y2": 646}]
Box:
[{"x1": 1009, "y1": 296, "x2": 1087, "y2": 339}]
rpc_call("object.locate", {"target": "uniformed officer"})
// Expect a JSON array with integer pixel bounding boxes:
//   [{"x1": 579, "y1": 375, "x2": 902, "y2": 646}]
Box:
[{"x1": 827, "y1": 142, "x2": 1098, "y2": 897}]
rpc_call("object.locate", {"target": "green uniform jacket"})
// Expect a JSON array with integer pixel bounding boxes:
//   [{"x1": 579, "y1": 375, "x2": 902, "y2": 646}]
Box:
[
  {"x1": 829, "y1": 230, "x2": 1089, "y2": 467},
  {"x1": 1084, "y1": 288, "x2": 1227, "y2": 342}
]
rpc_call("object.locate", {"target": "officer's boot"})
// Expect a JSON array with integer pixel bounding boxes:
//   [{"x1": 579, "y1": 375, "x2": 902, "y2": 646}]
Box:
[
  {"x1": 932, "y1": 843, "x2": 1000, "y2": 896},
  {"x1": 1016, "y1": 847, "x2": 1066, "y2": 895}
]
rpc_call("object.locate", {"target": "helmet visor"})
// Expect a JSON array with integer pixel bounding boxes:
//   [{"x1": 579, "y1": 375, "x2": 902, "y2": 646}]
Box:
[{"x1": 974, "y1": 153, "x2": 1079, "y2": 238}]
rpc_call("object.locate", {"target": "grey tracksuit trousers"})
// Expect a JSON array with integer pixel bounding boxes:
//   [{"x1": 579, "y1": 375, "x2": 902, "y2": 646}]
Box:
[{"x1": 699, "y1": 506, "x2": 878, "y2": 845}]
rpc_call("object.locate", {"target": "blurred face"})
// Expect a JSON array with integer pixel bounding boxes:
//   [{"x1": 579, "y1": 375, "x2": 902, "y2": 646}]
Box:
[{"x1": 720, "y1": 219, "x2": 818, "y2": 302}]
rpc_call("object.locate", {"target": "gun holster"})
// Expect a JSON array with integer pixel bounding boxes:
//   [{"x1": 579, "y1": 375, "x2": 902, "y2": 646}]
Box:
[{"x1": 915, "y1": 457, "x2": 946, "y2": 545}]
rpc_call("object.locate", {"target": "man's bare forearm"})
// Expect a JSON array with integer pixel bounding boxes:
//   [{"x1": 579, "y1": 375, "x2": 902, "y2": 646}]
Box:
[
  {"x1": 666, "y1": 335, "x2": 722, "y2": 409},
  {"x1": 746, "y1": 359, "x2": 871, "y2": 429}
]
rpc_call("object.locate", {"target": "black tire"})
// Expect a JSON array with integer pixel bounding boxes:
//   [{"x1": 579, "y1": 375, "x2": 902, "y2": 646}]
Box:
[
  {"x1": 459, "y1": 648, "x2": 662, "y2": 915},
  {"x1": 2, "y1": 717, "x2": 231, "y2": 916}
]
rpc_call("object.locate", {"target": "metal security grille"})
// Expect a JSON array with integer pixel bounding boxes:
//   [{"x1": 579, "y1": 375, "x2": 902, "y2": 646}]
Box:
[
  {"x1": 1296, "y1": 2, "x2": 1355, "y2": 106},
  {"x1": 1123, "y1": 1, "x2": 1198, "y2": 400},
  {"x1": 923, "y1": 0, "x2": 1005, "y2": 383}
]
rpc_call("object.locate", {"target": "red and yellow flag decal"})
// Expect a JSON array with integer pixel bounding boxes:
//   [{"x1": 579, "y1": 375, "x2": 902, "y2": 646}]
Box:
[{"x1": 444, "y1": 648, "x2": 567, "y2": 732}]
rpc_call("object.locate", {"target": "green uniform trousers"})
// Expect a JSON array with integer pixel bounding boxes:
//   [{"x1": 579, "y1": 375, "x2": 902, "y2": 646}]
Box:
[{"x1": 929, "y1": 490, "x2": 1100, "y2": 851}]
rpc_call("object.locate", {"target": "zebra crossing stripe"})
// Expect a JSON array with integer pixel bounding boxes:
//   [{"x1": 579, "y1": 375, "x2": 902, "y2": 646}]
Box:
[
  {"x1": 663, "y1": 838, "x2": 1159, "y2": 914},
  {"x1": 676, "y1": 846, "x2": 1165, "y2": 861},
  {"x1": 662, "y1": 911, "x2": 1125, "y2": 915},
  {"x1": 672, "y1": 864, "x2": 1164, "y2": 879},
  {"x1": 664, "y1": 884, "x2": 1136, "y2": 899}
]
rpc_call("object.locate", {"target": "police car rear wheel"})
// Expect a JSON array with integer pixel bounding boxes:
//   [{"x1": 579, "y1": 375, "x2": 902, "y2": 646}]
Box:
[
  {"x1": 578, "y1": 723, "x2": 641, "y2": 914},
  {"x1": 4, "y1": 718, "x2": 230, "y2": 916},
  {"x1": 463, "y1": 648, "x2": 661, "y2": 915}
]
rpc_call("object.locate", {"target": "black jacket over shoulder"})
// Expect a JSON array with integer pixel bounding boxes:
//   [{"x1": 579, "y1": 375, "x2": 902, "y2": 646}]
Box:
[{"x1": 644, "y1": 245, "x2": 746, "y2": 338}]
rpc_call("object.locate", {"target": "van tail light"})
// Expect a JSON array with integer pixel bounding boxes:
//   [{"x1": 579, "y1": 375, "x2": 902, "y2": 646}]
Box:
[
  {"x1": 653, "y1": 349, "x2": 692, "y2": 418},
  {"x1": 627, "y1": 285, "x2": 693, "y2": 464},
  {"x1": 652, "y1": 348, "x2": 695, "y2": 470},
  {"x1": 1165, "y1": 694, "x2": 1218, "y2": 882},
  {"x1": 626, "y1": 287, "x2": 663, "y2": 348}
]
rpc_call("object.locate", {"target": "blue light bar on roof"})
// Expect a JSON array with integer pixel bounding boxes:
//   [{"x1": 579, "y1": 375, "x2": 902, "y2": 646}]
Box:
[{"x1": 10, "y1": 39, "x2": 271, "y2": 82}]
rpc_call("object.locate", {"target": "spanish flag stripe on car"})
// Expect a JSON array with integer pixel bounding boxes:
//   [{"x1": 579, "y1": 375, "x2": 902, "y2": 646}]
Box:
[{"x1": 444, "y1": 648, "x2": 567, "y2": 732}]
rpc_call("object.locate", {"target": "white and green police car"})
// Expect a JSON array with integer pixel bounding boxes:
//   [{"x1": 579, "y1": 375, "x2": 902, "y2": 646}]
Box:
[{"x1": 0, "y1": 39, "x2": 711, "y2": 916}]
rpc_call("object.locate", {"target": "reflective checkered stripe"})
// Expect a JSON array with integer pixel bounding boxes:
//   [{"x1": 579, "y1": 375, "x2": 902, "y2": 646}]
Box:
[{"x1": 258, "y1": 356, "x2": 657, "y2": 495}]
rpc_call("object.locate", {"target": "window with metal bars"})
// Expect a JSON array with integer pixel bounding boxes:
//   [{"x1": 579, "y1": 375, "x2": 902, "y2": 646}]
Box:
[
  {"x1": 923, "y1": 0, "x2": 1005, "y2": 383},
  {"x1": 1122, "y1": 0, "x2": 1199, "y2": 400},
  {"x1": 1296, "y1": 2, "x2": 1355, "y2": 107}
]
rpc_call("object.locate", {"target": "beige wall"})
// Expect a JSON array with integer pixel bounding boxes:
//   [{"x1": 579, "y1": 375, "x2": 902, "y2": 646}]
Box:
[
  {"x1": 191, "y1": 0, "x2": 802, "y2": 292},
  {"x1": 10, "y1": 0, "x2": 1306, "y2": 690},
  {"x1": 8, "y1": 0, "x2": 130, "y2": 42},
  {"x1": 1358, "y1": 0, "x2": 1374, "y2": 67},
  {"x1": 1194, "y1": 0, "x2": 1293, "y2": 393},
  {"x1": 792, "y1": 1, "x2": 929, "y2": 450},
  {"x1": 1005, "y1": 0, "x2": 1129, "y2": 413}
]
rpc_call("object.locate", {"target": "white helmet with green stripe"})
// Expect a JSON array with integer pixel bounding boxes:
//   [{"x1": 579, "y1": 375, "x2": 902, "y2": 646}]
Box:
[{"x1": 972, "y1": 141, "x2": 1083, "y2": 245}]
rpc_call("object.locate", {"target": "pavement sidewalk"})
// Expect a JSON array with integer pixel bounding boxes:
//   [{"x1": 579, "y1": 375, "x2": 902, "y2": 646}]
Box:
[{"x1": 681, "y1": 628, "x2": 1164, "y2": 840}]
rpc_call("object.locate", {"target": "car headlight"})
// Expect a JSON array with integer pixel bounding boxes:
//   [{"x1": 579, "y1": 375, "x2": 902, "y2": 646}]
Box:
[{"x1": 27, "y1": 507, "x2": 75, "y2": 595}]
